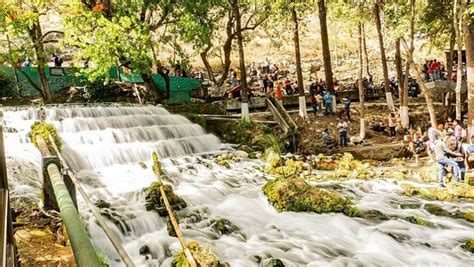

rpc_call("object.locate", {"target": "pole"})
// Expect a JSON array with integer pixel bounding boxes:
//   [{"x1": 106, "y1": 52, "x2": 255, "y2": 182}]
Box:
[
  {"x1": 152, "y1": 153, "x2": 197, "y2": 267},
  {"x1": 48, "y1": 134, "x2": 135, "y2": 267}
]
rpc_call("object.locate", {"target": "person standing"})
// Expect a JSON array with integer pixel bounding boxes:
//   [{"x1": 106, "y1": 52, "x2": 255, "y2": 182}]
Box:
[
  {"x1": 453, "y1": 119, "x2": 464, "y2": 142},
  {"x1": 316, "y1": 93, "x2": 323, "y2": 115},
  {"x1": 337, "y1": 119, "x2": 348, "y2": 147},
  {"x1": 323, "y1": 91, "x2": 333, "y2": 115},
  {"x1": 434, "y1": 137, "x2": 462, "y2": 187},
  {"x1": 388, "y1": 113, "x2": 397, "y2": 138},
  {"x1": 275, "y1": 82, "x2": 284, "y2": 104},
  {"x1": 338, "y1": 97, "x2": 351, "y2": 121}
]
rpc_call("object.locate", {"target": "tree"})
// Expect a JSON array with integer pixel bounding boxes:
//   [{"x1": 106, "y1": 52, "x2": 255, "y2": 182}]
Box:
[
  {"x1": 358, "y1": 22, "x2": 366, "y2": 139},
  {"x1": 373, "y1": 0, "x2": 394, "y2": 111},
  {"x1": 465, "y1": 0, "x2": 474, "y2": 135},
  {"x1": 0, "y1": 0, "x2": 64, "y2": 103},
  {"x1": 64, "y1": 0, "x2": 177, "y2": 101},
  {"x1": 454, "y1": 0, "x2": 464, "y2": 120},
  {"x1": 317, "y1": 0, "x2": 335, "y2": 93}
]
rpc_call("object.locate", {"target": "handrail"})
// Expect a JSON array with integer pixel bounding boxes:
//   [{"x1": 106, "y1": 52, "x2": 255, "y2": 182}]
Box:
[
  {"x1": 152, "y1": 153, "x2": 197, "y2": 267},
  {"x1": 266, "y1": 98, "x2": 291, "y2": 133},
  {"x1": 35, "y1": 136, "x2": 101, "y2": 266},
  {"x1": 0, "y1": 110, "x2": 17, "y2": 267},
  {"x1": 48, "y1": 134, "x2": 136, "y2": 267}
]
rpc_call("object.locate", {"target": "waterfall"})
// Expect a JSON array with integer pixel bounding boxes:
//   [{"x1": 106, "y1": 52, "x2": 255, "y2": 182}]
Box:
[{"x1": 3, "y1": 104, "x2": 474, "y2": 266}]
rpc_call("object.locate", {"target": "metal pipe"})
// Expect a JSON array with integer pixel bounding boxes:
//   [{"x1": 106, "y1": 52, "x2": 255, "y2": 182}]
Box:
[
  {"x1": 48, "y1": 135, "x2": 135, "y2": 266},
  {"x1": 36, "y1": 136, "x2": 100, "y2": 266}
]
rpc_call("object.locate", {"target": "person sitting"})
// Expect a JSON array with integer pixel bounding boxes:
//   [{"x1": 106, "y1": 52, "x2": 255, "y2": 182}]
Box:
[
  {"x1": 370, "y1": 121, "x2": 386, "y2": 133},
  {"x1": 446, "y1": 135, "x2": 467, "y2": 181},
  {"x1": 284, "y1": 78, "x2": 293, "y2": 95},
  {"x1": 434, "y1": 136, "x2": 462, "y2": 187},
  {"x1": 322, "y1": 129, "x2": 337, "y2": 149}
]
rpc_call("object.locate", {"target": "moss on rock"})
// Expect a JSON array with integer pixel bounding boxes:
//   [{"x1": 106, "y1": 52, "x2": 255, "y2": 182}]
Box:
[
  {"x1": 173, "y1": 241, "x2": 220, "y2": 267},
  {"x1": 462, "y1": 239, "x2": 474, "y2": 253},
  {"x1": 463, "y1": 212, "x2": 474, "y2": 223},
  {"x1": 30, "y1": 121, "x2": 62, "y2": 151},
  {"x1": 145, "y1": 182, "x2": 187, "y2": 216},
  {"x1": 404, "y1": 216, "x2": 434, "y2": 227},
  {"x1": 423, "y1": 204, "x2": 450, "y2": 217},
  {"x1": 262, "y1": 176, "x2": 351, "y2": 213}
]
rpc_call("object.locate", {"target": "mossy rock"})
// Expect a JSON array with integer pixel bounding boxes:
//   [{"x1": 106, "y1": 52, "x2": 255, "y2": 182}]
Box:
[
  {"x1": 446, "y1": 182, "x2": 474, "y2": 199},
  {"x1": 462, "y1": 239, "x2": 474, "y2": 253},
  {"x1": 30, "y1": 121, "x2": 62, "y2": 152},
  {"x1": 357, "y1": 209, "x2": 391, "y2": 221},
  {"x1": 315, "y1": 160, "x2": 339, "y2": 171},
  {"x1": 145, "y1": 182, "x2": 187, "y2": 217},
  {"x1": 167, "y1": 218, "x2": 178, "y2": 237},
  {"x1": 423, "y1": 204, "x2": 450, "y2": 217},
  {"x1": 173, "y1": 241, "x2": 220, "y2": 267},
  {"x1": 210, "y1": 218, "x2": 240, "y2": 236},
  {"x1": 262, "y1": 176, "x2": 351, "y2": 213},
  {"x1": 404, "y1": 216, "x2": 434, "y2": 227},
  {"x1": 400, "y1": 184, "x2": 419, "y2": 197},
  {"x1": 95, "y1": 199, "x2": 111, "y2": 209},
  {"x1": 463, "y1": 212, "x2": 474, "y2": 223},
  {"x1": 260, "y1": 258, "x2": 285, "y2": 267}
]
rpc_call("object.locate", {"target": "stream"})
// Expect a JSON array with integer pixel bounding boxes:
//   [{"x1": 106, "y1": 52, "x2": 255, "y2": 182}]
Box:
[{"x1": 3, "y1": 104, "x2": 474, "y2": 266}]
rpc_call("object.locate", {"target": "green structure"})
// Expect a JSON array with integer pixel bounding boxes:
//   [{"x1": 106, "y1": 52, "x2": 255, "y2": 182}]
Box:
[{"x1": 0, "y1": 66, "x2": 201, "y2": 103}]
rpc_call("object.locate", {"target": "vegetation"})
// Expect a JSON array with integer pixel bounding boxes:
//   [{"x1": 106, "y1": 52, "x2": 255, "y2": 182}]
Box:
[
  {"x1": 29, "y1": 121, "x2": 62, "y2": 152},
  {"x1": 174, "y1": 241, "x2": 220, "y2": 267},
  {"x1": 0, "y1": 70, "x2": 17, "y2": 97},
  {"x1": 144, "y1": 182, "x2": 187, "y2": 217}
]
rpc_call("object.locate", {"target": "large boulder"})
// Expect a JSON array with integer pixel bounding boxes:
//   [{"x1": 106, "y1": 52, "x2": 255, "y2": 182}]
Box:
[
  {"x1": 262, "y1": 176, "x2": 351, "y2": 213},
  {"x1": 145, "y1": 182, "x2": 187, "y2": 216}
]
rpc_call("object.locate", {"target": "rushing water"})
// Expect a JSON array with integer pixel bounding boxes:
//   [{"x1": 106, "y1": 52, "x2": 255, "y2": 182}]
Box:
[{"x1": 3, "y1": 104, "x2": 474, "y2": 266}]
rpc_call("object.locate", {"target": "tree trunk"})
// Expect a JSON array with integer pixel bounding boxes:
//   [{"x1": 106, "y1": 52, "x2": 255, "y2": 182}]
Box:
[
  {"x1": 400, "y1": 0, "x2": 415, "y2": 129},
  {"x1": 454, "y1": 0, "x2": 463, "y2": 121},
  {"x1": 395, "y1": 38, "x2": 404, "y2": 93},
  {"x1": 362, "y1": 24, "x2": 371, "y2": 77},
  {"x1": 401, "y1": 38, "x2": 437, "y2": 128},
  {"x1": 30, "y1": 18, "x2": 52, "y2": 103},
  {"x1": 465, "y1": 0, "x2": 474, "y2": 138},
  {"x1": 373, "y1": 1, "x2": 394, "y2": 110},
  {"x1": 141, "y1": 73, "x2": 161, "y2": 102},
  {"x1": 444, "y1": 28, "x2": 455, "y2": 115},
  {"x1": 358, "y1": 23, "x2": 365, "y2": 139},
  {"x1": 233, "y1": 0, "x2": 249, "y2": 120},
  {"x1": 318, "y1": 0, "x2": 334, "y2": 93},
  {"x1": 292, "y1": 7, "x2": 307, "y2": 119},
  {"x1": 200, "y1": 42, "x2": 217, "y2": 84},
  {"x1": 216, "y1": 14, "x2": 235, "y2": 87}
]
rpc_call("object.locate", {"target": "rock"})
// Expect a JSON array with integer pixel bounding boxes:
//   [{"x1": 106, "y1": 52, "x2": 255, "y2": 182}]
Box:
[
  {"x1": 139, "y1": 161, "x2": 147, "y2": 169},
  {"x1": 463, "y1": 212, "x2": 474, "y2": 222},
  {"x1": 262, "y1": 176, "x2": 351, "y2": 213},
  {"x1": 95, "y1": 199, "x2": 111, "y2": 209},
  {"x1": 267, "y1": 159, "x2": 303, "y2": 177},
  {"x1": 400, "y1": 184, "x2": 419, "y2": 196},
  {"x1": 404, "y1": 216, "x2": 434, "y2": 227},
  {"x1": 358, "y1": 210, "x2": 391, "y2": 221},
  {"x1": 167, "y1": 218, "x2": 178, "y2": 237},
  {"x1": 446, "y1": 182, "x2": 474, "y2": 199},
  {"x1": 139, "y1": 245, "x2": 151, "y2": 256},
  {"x1": 210, "y1": 218, "x2": 239, "y2": 236},
  {"x1": 423, "y1": 204, "x2": 450, "y2": 216},
  {"x1": 462, "y1": 239, "x2": 474, "y2": 253},
  {"x1": 248, "y1": 152, "x2": 258, "y2": 159},
  {"x1": 260, "y1": 258, "x2": 285, "y2": 267},
  {"x1": 235, "y1": 150, "x2": 249, "y2": 158},
  {"x1": 145, "y1": 182, "x2": 187, "y2": 216},
  {"x1": 174, "y1": 241, "x2": 220, "y2": 267},
  {"x1": 399, "y1": 203, "x2": 422, "y2": 209}
]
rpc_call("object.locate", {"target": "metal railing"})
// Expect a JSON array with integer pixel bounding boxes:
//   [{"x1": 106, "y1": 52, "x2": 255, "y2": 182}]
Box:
[{"x1": 0, "y1": 110, "x2": 18, "y2": 267}]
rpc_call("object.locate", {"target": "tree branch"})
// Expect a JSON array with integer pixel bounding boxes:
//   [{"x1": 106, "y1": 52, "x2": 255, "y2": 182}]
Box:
[{"x1": 40, "y1": 31, "x2": 64, "y2": 42}]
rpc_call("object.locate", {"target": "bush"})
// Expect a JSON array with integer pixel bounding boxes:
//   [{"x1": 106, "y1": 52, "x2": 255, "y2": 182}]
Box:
[{"x1": 0, "y1": 71, "x2": 17, "y2": 98}]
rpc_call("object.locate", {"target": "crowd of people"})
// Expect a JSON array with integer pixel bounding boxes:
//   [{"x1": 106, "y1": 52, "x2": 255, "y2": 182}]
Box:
[{"x1": 409, "y1": 119, "x2": 470, "y2": 187}]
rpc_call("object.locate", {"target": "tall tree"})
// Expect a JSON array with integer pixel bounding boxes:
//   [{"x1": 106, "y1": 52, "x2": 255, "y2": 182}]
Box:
[
  {"x1": 232, "y1": 0, "x2": 250, "y2": 120},
  {"x1": 454, "y1": 0, "x2": 464, "y2": 120},
  {"x1": 465, "y1": 0, "x2": 474, "y2": 135},
  {"x1": 0, "y1": 0, "x2": 63, "y2": 102},
  {"x1": 361, "y1": 24, "x2": 371, "y2": 77},
  {"x1": 373, "y1": 0, "x2": 394, "y2": 111},
  {"x1": 318, "y1": 0, "x2": 334, "y2": 93},
  {"x1": 291, "y1": 5, "x2": 308, "y2": 119},
  {"x1": 358, "y1": 22, "x2": 366, "y2": 139},
  {"x1": 400, "y1": 0, "x2": 416, "y2": 129}
]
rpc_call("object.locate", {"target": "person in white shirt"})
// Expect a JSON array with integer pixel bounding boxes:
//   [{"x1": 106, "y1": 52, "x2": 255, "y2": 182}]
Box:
[{"x1": 337, "y1": 119, "x2": 348, "y2": 147}]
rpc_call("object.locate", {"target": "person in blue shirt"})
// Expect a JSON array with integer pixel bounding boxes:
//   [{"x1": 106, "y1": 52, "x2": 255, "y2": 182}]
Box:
[
  {"x1": 338, "y1": 97, "x2": 351, "y2": 121},
  {"x1": 323, "y1": 91, "x2": 333, "y2": 115}
]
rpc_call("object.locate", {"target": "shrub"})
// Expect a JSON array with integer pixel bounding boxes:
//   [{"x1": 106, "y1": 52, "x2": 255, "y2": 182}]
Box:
[{"x1": 0, "y1": 71, "x2": 17, "y2": 98}]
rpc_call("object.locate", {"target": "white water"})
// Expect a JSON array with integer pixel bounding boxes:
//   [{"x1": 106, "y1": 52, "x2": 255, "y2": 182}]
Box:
[{"x1": 3, "y1": 104, "x2": 474, "y2": 266}]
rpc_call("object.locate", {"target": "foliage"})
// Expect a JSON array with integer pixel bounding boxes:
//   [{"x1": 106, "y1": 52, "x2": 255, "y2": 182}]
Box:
[
  {"x1": 96, "y1": 250, "x2": 109, "y2": 267},
  {"x1": 174, "y1": 241, "x2": 220, "y2": 267},
  {"x1": 262, "y1": 176, "x2": 352, "y2": 213},
  {"x1": 144, "y1": 182, "x2": 187, "y2": 217},
  {"x1": 30, "y1": 121, "x2": 62, "y2": 152},
  {"x1": 462, "y1": 239, "x2": 474, "y2": 253},
  {"x1": 0, "y1": 71, "x2": 17, "y2": 97},
  {"x1": 404, "y1": 215, "x2": 434, "y2": 227}
]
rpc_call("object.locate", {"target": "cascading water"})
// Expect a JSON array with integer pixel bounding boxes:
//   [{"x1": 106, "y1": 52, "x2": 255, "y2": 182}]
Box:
[{"x1": 3, "y1": 103, "x2": 474, "y2": 266}]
